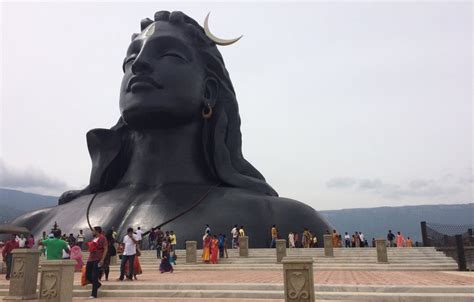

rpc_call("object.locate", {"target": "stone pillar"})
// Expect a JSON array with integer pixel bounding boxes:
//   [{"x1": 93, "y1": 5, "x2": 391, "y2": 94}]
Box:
[
  {"x1": 239, "y1": 236, "x2": 249, "y2": 257},
  {"x1": 323, "y1": 234, "x2": 333, "y2": 257},
  {"x1": 276, "y1": 239, "x2": 287, "y2": 263},
  {"x1": 376, "y1": 239, "x2": 388, "y2": 263},
  {"x1": 4, "y1": 248, "x2": 41, "y2": 300},
  {"x1": 39, "y1": 260, "x2": 76, "y2": 302},
  {"x1": 186, "y1": 241, "x2": 197, "y2": 264},
  {"x1": 282, "y1": 257, "x2": 315, "y2": 302}
]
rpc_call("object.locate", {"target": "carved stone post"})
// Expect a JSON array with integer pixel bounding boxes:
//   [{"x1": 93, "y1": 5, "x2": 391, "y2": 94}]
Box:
[
  {"x1": 4, "y1": 248, "x2": 41, "y2": 300},
  {"x1": 376, "y1": 239, "x2": 388, "y2": 263},
  {"x1": 276, "y1": 239, "x2": 287, "y2": 263},
  {"x1": 323, "y1": 234, "x2": 333, "y2": 257},
  {"x1": 239, "y1": 236, "x2": 249, "y2": 257},
  {"x1": 282, "y1": 257, "x2": 315, "y2": 302},
  {"x1": 186, "y1": 241, "x2": 197, "y2": 264},
  {"x1": 39, "y1": 260, "x2": 76, "y2": 302}
]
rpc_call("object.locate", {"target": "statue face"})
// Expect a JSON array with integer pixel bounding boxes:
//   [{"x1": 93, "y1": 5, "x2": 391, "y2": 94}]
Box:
[{"x1": 119, "y1": 21, "x2": 205, "y2": 128}]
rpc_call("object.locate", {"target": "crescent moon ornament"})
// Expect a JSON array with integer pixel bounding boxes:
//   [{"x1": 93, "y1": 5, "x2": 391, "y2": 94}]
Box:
[{"x1": 204, "y1": 12, "x2": 243, "y2": 46}]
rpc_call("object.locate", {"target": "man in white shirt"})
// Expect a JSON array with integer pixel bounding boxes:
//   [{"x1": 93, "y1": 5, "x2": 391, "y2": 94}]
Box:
[
  {"x1": 118, "y1": 227, "x2": 139, "y2": 281},
  {"x1": 344, "y1": 232, "x2": 350, "y2": 248},
  {"x1": 135, "y1": 226, "x2": 143, "y2": 249},
  {"x1": 359, "y1": 232, "x2": 365, "y2": 247}
]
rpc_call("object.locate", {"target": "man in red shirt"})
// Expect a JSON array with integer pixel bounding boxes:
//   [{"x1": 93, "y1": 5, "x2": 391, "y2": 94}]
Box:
[
  {"x1": 2, "y1": 234, "x2": 19, "y2": 280},
  {"x1": 86, "y1": 226, "x2": 108, "y2": 299}
]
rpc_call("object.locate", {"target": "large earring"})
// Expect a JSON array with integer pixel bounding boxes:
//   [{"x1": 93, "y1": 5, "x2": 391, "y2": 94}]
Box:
[{"x1": 202, "y1": 104, "x2": 213, "y2": 119}]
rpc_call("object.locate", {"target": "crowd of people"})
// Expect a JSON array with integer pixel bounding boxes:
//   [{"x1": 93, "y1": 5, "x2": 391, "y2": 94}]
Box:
[{"x1": 1, "y1": 223, "x2": 416, "y2": 298}]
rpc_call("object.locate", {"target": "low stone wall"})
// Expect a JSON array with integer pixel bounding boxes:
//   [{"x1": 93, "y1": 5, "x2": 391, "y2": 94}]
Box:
[{"x1": 437, "y1": 246, "x2": 474, "y2": 271}]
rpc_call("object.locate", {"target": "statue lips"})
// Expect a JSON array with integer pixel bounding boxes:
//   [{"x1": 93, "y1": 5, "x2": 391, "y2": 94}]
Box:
[{"x1": 127, "y1": 75, "x2": 163, "y2": 93}]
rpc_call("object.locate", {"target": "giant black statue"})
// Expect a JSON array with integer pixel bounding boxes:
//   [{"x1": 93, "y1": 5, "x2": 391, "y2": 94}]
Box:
[{"x1": 12, "y1": 11, "x2": 331, "y2": 247}]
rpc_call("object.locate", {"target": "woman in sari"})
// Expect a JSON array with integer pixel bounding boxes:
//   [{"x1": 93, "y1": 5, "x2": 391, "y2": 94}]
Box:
[
  {"x1": 159, "y1": 237, "x2": 173, "y2": 273},
  {"x1": 202, "y1": 231, "x2": 211, "y2": 263},
  {"x1": 210, "y1": 235, "x2": 219, "y2": 264},
  {"x1": 396, "y1": 232, "x2": 405, "y2": 248}
]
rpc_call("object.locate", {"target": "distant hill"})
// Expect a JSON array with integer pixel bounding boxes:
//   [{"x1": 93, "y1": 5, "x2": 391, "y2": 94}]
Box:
[
  {"x1": 320, "y1": 203, "x2": 473, "y2": 243},
  {"x1": 1, "y1": 188, "x2": 471, "y2": 243},
  {"x1": 0, "y1": 188, "x2": 57, "y2": 223}
]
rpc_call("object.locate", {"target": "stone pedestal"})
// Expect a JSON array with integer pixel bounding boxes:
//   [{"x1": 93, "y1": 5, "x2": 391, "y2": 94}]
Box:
[
  {"x1": 239, "y1": 236, "x2": 249, "y2": 257},
  {"x1": 376, "y1": 239, "x2": 388, "y2": 263},
  {"x1": 4, "y1": 248, "x2": 41, "y2": 300},
  {"x1": 39, "y1": 260, "x2": 76, "y2": 302},
  {"x1": 186, "y1": 241, "x2": 197, "y2": 264},
  {"x1": 282, "y1": 257, "x2": 315, "y2": 302},
  {"x1": 276, "y1": 239, "x2": 287, "y2": 263},
  {"x1": 323, "y1": 234, "x2": 333, "y2": 257}
]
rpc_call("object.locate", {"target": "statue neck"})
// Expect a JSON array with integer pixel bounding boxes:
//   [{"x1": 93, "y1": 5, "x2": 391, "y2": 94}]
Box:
[{"x1": 117, "y1": 121, "x2": 216, "y2": 189}]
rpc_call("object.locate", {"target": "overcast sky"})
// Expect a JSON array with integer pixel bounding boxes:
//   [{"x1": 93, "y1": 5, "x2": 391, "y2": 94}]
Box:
[{"x1": 1, "y1": 1, "x2": 472, "y2": 210}]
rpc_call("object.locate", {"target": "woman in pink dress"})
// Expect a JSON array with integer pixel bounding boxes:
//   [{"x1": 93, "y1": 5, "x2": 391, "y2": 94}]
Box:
[
  {"x1": 396, "y1": 231, "x2": 405, "y2": 248},
  {"x1": 70, "y1": 245, "x2": 84, "y2": 271}
]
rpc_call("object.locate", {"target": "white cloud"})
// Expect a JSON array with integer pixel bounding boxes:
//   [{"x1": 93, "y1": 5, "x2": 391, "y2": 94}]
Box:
[{"x1": 0, "y1": 159, "x2": 68, "y2": 196}]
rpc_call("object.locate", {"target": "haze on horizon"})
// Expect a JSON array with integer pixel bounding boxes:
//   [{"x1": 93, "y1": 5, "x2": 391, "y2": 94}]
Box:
[{"x1": 1, "y1": 1, "x2": 472, "y2": 210}]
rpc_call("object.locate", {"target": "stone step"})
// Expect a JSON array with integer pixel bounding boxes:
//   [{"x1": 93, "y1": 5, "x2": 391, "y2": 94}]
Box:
[
  {"x1": 1, "y1": 288, "x2": 471, "y2": 301},
  {"x1": 1, "y1": 283, "x2": 472, "y2": 293}
]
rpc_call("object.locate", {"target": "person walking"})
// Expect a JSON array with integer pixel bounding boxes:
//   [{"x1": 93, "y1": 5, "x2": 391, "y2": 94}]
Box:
[
  {"x1": 210, "y1": 235, "x2": 219, "y2": 264},
  {"x1": 117, "y1": 228, "x2": 139, "y2": 281},
  {"x1": 159, "y1": 237, "x2": 173, "y2": 273},
  {"x1": 303, "y1": 228, "x2": 311, "y2": 248},
  {"x1": 135, "y1": 227, "x2": 143, "y2": 249},
  {"x1": 218, "y1": 234, "x2": 225, "y2": 258},
  {"x1": 155, "y1": 227, "x2": 164, "y2": 259},
  {"x1": 396, "y1": 231, "x2": 405, "y2": 248},
  {"x1": 169, "y1": 231, "x2": 177, "y2": 251},
  {"x1": 288, "y1": 232, "x2": 295, "y2": 248},
  {"x1": 331, "y1": 229, "x2": 339, "y2": 248},
  {"x1": 99, "y1": 230, "x2": 115, "y2": 281},
  {"x1": 344, "y1": 232, "x2": 350, "y2": 248},
  {"x1": 406, "y1": 237, "x2": 413, "y2": 247},
  {"x1": 202, "y1": 231, "x2": 212, "y2": 263},
  {"x1": 148, "y1": 228, "x2": 156, "y2": 250},
  {"x1": 231, "y1": 225, "x2": 238, "y2": 249},
  {"x1": 85, "y1": 226, "x2": 108, "y2": 299},
  {"x1": 270, "y1": 225, "x2": 277, "y2": 248},
  {"x1": 155, "y1": 227, "x2": 165, "y2": 259},
  {"x1": 2, "y1": 235, "x2": 19, "y2": 280},
  {"x1": 40, "y1": 230, "x2": 70, "y2": 260},
  {"x1": 387, "y1": 230, "x2": 395, "y2": 247},
  {"x1": 77, "y1": 230, "x2": 85, "y2": 250},
  {"x1": 359, "y1": 232, "x2": 365, "y2": 247}
]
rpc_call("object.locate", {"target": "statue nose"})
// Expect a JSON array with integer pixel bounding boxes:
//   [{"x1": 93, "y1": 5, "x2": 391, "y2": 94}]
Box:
[{"x1": 131, "y1": 57, "x2": 153, "y2": 75}]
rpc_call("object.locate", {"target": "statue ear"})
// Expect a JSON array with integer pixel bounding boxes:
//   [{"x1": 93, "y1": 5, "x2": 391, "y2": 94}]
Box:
[{"x1": 203, "y1": 77, "x2": 219, "y2": 107}]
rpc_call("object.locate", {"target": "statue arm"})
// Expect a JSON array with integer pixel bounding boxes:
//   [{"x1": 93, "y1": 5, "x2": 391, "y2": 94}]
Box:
[{"x1": 58, "y1": 185, "x2": 92, "y2": 205}]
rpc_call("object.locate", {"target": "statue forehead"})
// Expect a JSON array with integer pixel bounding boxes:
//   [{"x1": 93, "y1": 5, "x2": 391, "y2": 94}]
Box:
[{"x1": 135, "y1": 21, "x2": 195, "y2": 45}]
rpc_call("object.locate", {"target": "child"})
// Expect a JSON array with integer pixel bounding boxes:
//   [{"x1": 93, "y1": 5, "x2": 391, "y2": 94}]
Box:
[{"x1": 169, "y1": 251, "x2": 177, "y2": 265}]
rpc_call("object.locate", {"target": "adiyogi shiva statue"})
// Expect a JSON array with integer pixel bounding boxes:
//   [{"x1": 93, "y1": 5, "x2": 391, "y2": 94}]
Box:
[{"x1": 12, "y1": 11, "x2": 331, "y2": 247}]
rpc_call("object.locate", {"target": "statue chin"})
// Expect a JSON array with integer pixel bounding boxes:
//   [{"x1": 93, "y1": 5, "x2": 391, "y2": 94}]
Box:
[{"x1": 121, "y1": 108, "x2": 195, "y2": 129}]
